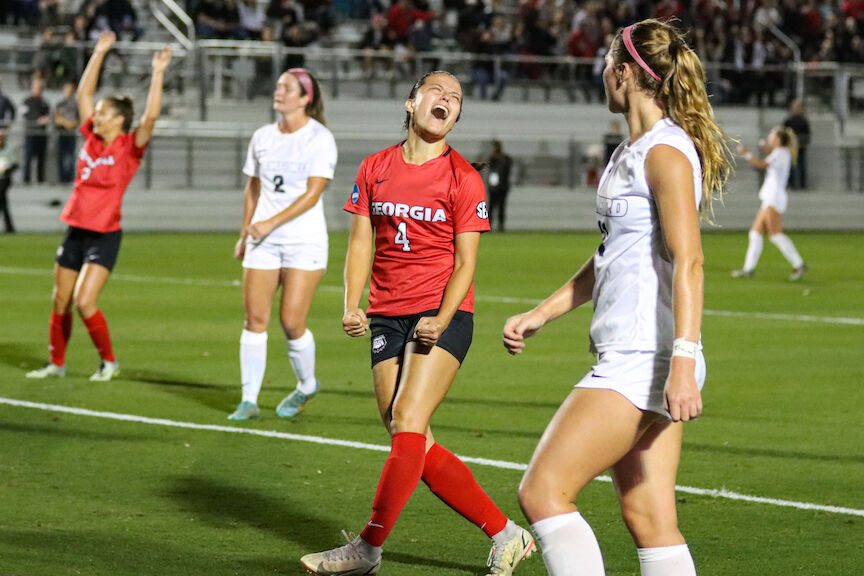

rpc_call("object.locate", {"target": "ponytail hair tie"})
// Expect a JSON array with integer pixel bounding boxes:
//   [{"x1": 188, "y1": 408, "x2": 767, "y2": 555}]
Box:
[
  {"x1": 623, "y1": 25, "x2": 661, "y2": 82},
  {"x1": 287, "y1": 68, "x2": 315, "y2": 105}
]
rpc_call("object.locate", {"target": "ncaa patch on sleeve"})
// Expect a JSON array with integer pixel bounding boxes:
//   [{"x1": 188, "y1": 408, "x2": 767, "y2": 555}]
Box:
[
  {"x1": 351, "y1": 183, "x2": 360, "y2": 204},
  {"x1": 476, "y1": 201, "x2": 488, "y2": 219}
]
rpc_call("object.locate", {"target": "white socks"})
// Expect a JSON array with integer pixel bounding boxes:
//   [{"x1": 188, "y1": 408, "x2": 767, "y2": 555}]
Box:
[
  {"x1": 769, "y1": 233, "x2": 804, "y2": 268},
  {"x1": 240, "y1": 329, "x2": 268, "y2": 404},
  {"x1": 638, "y1": 544, "x2": 696, "y2": 576},
  {"x1": 745, "y1": 231, "x2": 805, "y2": 271},
  {"x1": 743, "y1": 229, "x2": 763, "y2": 271},
  {"x1": 492, "y1": 519, "x2": 521, "y2": 548},
  {"x1": 531, "y1": 511, "x2": 604, "y2": 576},
  {"x1": 287, "y1": 329, "x2": 317, "y2": 394}
]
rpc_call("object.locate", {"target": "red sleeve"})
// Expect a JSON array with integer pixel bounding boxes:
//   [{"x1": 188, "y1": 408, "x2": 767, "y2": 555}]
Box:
[
  {"x1": 452, "y1": 166, "x2": 491, "y2": 234},
  {"x1": 344, "y1": 158, "x2": 370, "y2": 216},
  {"x1": 79, "y1": 116, "x2": 94, "y2": 138}
]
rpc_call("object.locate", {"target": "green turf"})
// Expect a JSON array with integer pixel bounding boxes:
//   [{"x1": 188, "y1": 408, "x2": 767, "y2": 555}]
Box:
[{"x1": 0, "y1": 231, "x2": 862, "y2": 575}]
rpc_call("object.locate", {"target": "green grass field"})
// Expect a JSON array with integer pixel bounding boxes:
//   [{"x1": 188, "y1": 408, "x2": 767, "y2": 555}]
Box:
[{"x1": 1, "y1": 231, "x2": 862, "y2": 576}]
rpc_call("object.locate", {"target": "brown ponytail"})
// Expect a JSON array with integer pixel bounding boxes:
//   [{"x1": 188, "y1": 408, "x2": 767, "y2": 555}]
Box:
[
  {"x1": 613, "y1": 19, "x2": 734, "y2": 222},
  {"x1": 295, "y1": 70, "x2": 326, "y2": 126}
]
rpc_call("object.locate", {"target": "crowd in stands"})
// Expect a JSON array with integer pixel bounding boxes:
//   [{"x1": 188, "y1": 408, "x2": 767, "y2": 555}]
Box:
[
  {"x1": 348, "y1": 0, "x2": 864, "y2": 101},
  {"x1": 3, "y1": 0, "x2": 864, "y2": 103}
]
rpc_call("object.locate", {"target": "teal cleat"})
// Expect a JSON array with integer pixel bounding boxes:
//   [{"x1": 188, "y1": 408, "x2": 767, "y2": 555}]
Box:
[
  {"x1": 276, "y1": 381, "x2": 319, "y2": 418},
  {"x1": 228, "y1": 401, "x2": 260, "y2": 421}
]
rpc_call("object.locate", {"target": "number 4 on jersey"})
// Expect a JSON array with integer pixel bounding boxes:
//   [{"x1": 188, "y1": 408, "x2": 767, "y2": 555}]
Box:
[{"x1": 395, "y1": 221, "x2": 411, "y2": 252}]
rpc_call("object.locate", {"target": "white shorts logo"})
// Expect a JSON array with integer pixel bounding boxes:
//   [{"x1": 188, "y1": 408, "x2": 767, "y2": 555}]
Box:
[
  {"x1": 372, "y1": 335, "x2": 387, "y2": 354},
  {"x1": 476, "y1": 201, "x2": 488, "y2": 219}
]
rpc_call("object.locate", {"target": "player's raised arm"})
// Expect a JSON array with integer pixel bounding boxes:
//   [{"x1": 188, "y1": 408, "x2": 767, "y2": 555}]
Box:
[
  {"x1": 77, "y1": 31, "x2": 116, "y2": 121},
  {"x1": 134, "y1": 47, "x2": 171, "y2": 149}
]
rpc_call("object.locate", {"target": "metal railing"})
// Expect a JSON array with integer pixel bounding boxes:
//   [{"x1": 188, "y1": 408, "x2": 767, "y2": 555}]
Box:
[{"x1": 3, "y1": 37, "x2": 864, "y2": 122}]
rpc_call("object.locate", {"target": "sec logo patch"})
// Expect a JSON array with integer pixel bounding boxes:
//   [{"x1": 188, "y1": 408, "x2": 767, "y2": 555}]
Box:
[
  {"x1": 351, "y1": 183, "x2": 360, "y2": 204},
  {"x1": 476, "y1": 201, "x2": 488, "y2": 219}
]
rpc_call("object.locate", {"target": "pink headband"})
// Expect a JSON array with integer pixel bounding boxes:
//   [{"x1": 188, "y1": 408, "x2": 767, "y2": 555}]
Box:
[
  {"x1": 622, "y1": 25, "x2": 661, "y2": 82},
  {"x1": 287, "y1": 68, "x2": 315, "y2": 104}
]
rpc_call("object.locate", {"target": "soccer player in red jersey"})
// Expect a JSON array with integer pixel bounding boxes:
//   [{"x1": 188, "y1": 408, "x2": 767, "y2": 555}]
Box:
[
  {"x1": 300, "y1": 71, "x2": 534, "y2": 576},
  {"x1": 27, "y1": 32, "x2": 170, "y2": 382}
]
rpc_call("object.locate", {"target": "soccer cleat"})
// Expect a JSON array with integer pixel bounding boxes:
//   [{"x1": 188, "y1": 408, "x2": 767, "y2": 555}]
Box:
[
  {"x1": 227, "y1": 401, "x2": 260, "y2": 421},
  {"x1": 276, "y1": 380, "x2": 319, "y2": 418},
  {"x1": 789, "y1": 263, "x2": 809, "y2": 282},
  {"x1": 26, "y1": 362, "x2": 66, "y2": 379},
  {"x1": 89, "y1": 360, "x2": 120, "y2": 381},
  {"x1": 486, "y1": 524, "x2": 536, "y2": 576},
  {"x1": 301, "y1": 531, "x2": 381, "y2": 575},
  {"x1": 731, "y1": 268, "x2": 754, "y2": 278}
]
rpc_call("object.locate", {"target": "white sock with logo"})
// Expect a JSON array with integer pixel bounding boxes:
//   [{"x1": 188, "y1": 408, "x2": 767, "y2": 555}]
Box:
[
  {"x1": 743, "y1": 230, "x2": 763, "y2": 271},
  {"x1": 531, "y1": 511, "x2": 604, "y2": 576},
  {"x1": 769, "y1": 233, "x2": 804, "y2": 268},
  {"x1": 637, "y1": 544, "x2": 696, "y2": 576},
  {"x1": 287, "y1": 329, "x2": 317, "y2": 394},
  {"x1": 240, "y1": 329, "x2": 268, "y2": 404}
]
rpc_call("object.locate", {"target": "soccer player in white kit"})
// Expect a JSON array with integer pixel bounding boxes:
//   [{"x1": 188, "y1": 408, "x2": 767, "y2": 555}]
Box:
[
  {"x1": 228, "y1": 68, "x2": 337, "y2": 420},
  {"x1": 502, "y1": 20, "x2": 733, "y2": 576},
  {"x1": 732, "y1": 126, "x2": 808, "y2": 281}
]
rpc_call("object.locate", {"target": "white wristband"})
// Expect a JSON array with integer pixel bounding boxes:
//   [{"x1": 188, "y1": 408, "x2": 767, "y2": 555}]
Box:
[{"x1": 672, "y1": 338, "x2": 698, "y2": 359}]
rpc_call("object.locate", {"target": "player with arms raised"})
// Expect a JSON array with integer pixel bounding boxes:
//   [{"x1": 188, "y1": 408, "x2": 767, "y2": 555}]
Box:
[
  {"x1": 300, "y1": 71, "x2": 534, "y2": 576},
  {"x1": 27, "y1": 32, "x2": 170, "y2": 381}
]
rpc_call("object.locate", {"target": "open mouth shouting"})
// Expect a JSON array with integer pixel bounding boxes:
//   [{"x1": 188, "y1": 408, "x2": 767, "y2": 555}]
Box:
[{"x1": 432, "y1": 104, "x2": 449, "y2": 120}]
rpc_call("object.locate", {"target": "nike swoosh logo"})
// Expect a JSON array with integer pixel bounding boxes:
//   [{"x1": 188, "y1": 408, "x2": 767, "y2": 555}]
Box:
[{"x1": 375, "y1": 178, "x2": 388, "y2": 184}]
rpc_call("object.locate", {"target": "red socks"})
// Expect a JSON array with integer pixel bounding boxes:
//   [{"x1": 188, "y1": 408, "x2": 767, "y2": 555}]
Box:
[
  {"x1": 82, "y1": 309, "x2": 116, "y2": 362},
  {"x1": 360, "y1": 436, "x2": 509, "y2": 548},
  {"x1": 421, "y1": 443, "x2": 507, "y2": 537},
  {"x1": 49, "y1": 312, "x2": 73, "y2": 366},
  {"x1": 360, "y1": 432, "x2": 427, "y2": 547}
]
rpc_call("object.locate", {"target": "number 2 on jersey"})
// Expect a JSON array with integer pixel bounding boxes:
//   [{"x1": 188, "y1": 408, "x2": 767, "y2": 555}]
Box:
[
  {"x1": 394, "y1": 221, "x2": 411, "y2": 252},
  {"x1": 273, "y1": 175, "x2": 285, "y2": 193}
]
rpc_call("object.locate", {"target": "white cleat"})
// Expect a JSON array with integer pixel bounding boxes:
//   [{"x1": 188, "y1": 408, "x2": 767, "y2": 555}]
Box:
[
  {"x1": 301, "y1": 531, "x2": 381, "y2": 575},
  {"x1": 486, "y1": 522, "x2": 536, "y2": 575},
  {"x1": 89, "y1": 360, "x2": 120, "y2": 382},
  {"x1": 26, "y1": 362, "x2": 66, "y2": 379}
]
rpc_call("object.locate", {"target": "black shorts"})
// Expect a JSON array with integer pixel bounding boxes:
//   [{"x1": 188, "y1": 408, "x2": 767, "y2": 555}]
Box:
[
  {"x1": 55, "y1": 226, "x2": 123, "y2": 272},
  {"x1": 369, "y1": 309, "x2": 473, "y2": 367}
]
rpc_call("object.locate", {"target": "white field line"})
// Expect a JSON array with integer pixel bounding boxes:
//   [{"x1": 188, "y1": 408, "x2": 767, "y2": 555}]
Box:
[
  {"x1": 2, "y1": 266, "x2": 863, "y2": 326},
  {"x1": 1, "y1": 397, "x2": 862, "y2": 519}
]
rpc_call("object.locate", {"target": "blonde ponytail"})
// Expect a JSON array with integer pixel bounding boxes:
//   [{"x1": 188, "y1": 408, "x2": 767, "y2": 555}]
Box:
[
  {"x1": 613, "y1": 19, "x2": 734, "y2": 222},
  {"x1": 778, "y1": 126, "x2": 798, "y2": 165}
]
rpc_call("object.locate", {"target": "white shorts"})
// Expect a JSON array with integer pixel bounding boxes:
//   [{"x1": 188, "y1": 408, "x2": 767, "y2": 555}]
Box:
[
  {"x1": 576, "y1": 349, "x2": 706, "y2": 416},
  {"x1": 759, "y1": 191, "x2": 788, "y2": 214},
  {"x1": 242, "y1": 239, "x2": 328, "y2": 271}
]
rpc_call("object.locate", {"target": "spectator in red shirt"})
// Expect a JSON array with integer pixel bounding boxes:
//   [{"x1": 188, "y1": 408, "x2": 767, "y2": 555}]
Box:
[
  {"x1": 26, "y1": 32, "x2": 171, "y2": 382},
  {"x1": 387, "y1": 0, "x2": 434, "y2": 43}
]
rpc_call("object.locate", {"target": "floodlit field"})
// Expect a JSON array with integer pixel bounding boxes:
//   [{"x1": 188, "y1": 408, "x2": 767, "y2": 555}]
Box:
[{"x1": 1, "y1": 231, "x2": 862, "y2": 576}]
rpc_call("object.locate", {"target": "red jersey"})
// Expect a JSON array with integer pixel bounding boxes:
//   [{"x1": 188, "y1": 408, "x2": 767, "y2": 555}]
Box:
[
  {"x1": 60, "y1": 117, "x2": 148, "y2": 233},
  {"x1": 344, "y1": 143, "x2": 490, "y2": 316}
]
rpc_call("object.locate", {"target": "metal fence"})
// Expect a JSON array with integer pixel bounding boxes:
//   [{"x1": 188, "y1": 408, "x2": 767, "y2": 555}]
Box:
[{"x1": 5, "y1": 125, "x2": 863, "y2": 195}]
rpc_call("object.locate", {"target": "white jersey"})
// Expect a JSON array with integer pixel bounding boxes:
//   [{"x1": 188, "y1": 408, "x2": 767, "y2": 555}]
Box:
[
  {"x1": 758, "y1": 147, "x2": 791, "y2": 213},
  {"x1": 590, "y1": 118, "x2": 702, "y2": 353},
  {"x1": 243, "y1": 119, "x2": 338, "y2": 244}
]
